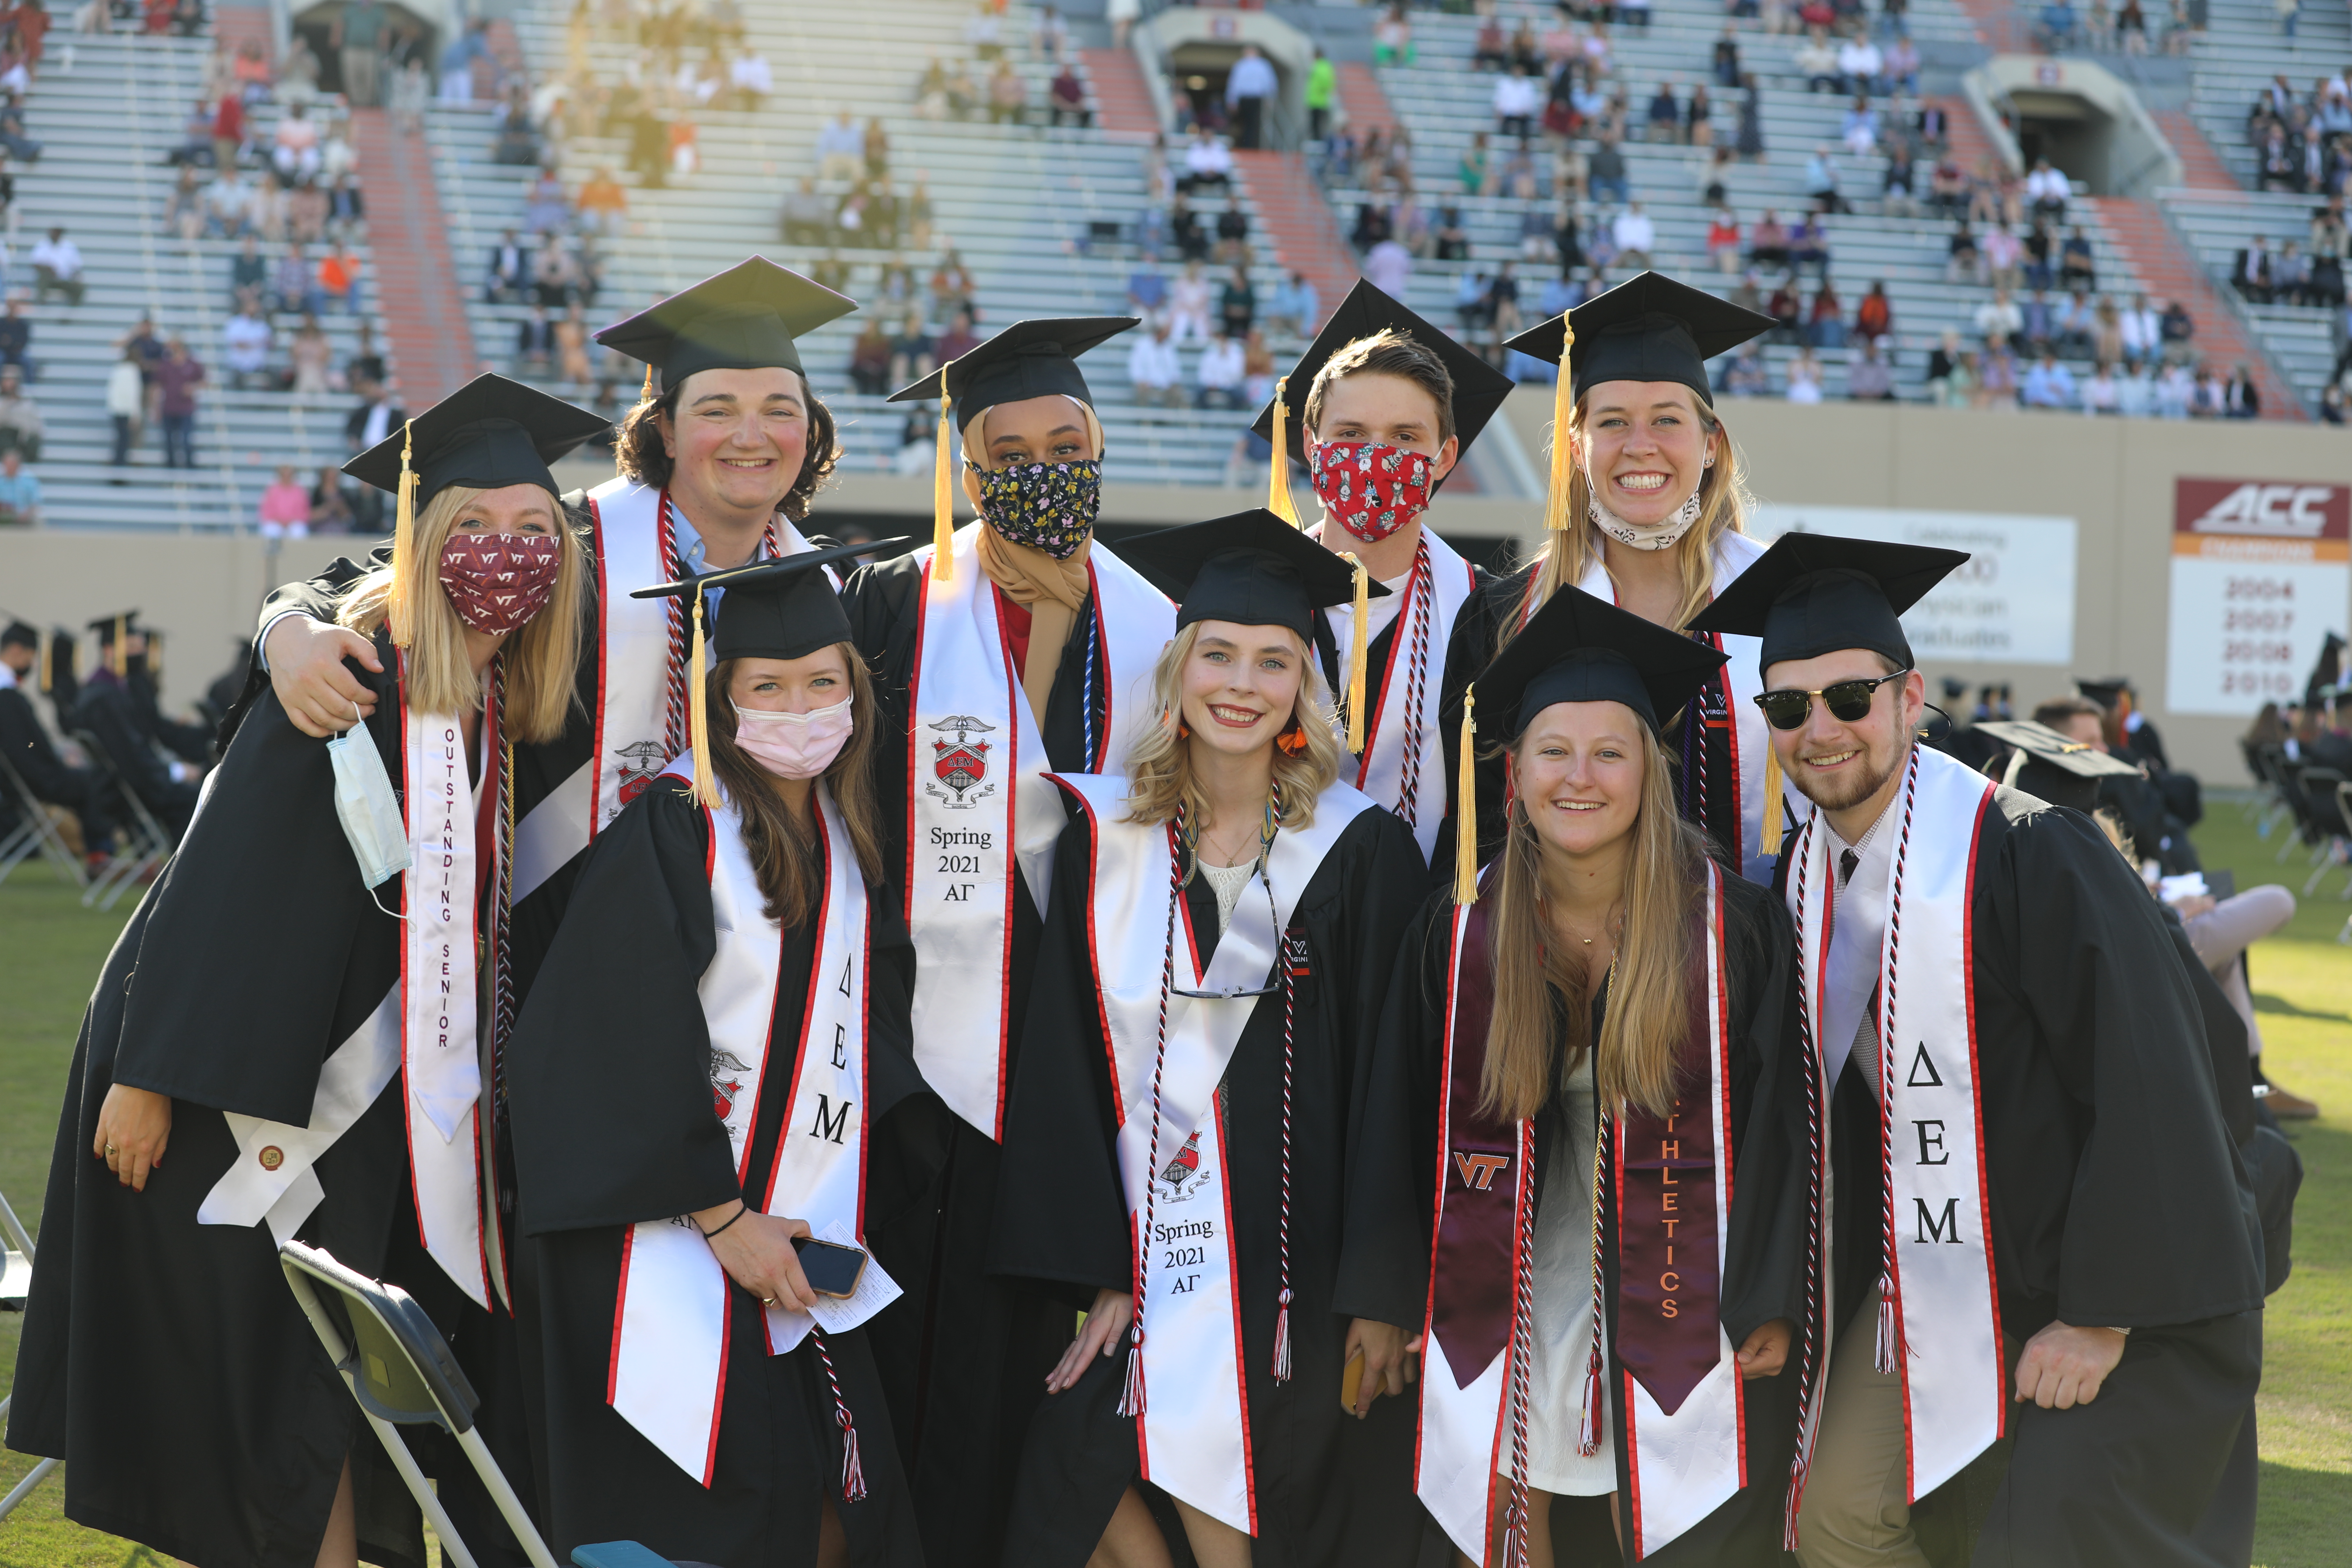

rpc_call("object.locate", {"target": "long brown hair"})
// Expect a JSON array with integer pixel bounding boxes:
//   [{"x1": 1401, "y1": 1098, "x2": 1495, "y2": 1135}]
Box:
[
  {"x1": 1509, "y1": 391, "x2": 1752, "y2": 641},
  {"x1": 1120, "y1": 621, "x2": 1344, "y2": 839},
  {"x1": 337, "y1": 485, "x2": 588, "y2": 744},
  {"x1": 1478, "y1": 722, "x2": 1706, "y2": 1123},
  {"x1": 614, "y1": 372, "x2": 841, "y2": 523},
  {"x1": 700, "y1": 648, "x2": 884, "y2": 927}
]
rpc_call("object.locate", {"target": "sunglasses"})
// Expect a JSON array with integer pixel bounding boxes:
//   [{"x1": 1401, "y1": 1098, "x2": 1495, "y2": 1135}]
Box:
[{"x1": 1753, "y1": 670, "x2": 1911, "y2": 732}]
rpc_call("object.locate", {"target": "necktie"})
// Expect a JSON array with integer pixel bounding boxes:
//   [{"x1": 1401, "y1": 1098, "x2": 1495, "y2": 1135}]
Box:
[{"x1": 1839, "y1": 848, "x2": 1860, "y2": 887}]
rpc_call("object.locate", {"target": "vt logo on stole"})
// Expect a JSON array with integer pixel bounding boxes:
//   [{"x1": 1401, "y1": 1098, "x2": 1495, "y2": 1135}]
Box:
[
  {"x1": 612, "y1": 740, "x2": 670, "y2": 809},
  {"x1": 925, "y1": 714, "x2": 998, "y2": 807}
]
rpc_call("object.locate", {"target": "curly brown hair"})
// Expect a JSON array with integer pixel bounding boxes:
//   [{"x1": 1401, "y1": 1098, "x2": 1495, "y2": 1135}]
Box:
[{"x1": 613, "y1": 372, "x2": 841, "y2": 523}]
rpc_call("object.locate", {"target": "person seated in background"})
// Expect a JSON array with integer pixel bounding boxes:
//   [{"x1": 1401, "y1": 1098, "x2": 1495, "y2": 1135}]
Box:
[
  {"x1": 2081, "y1": 359, "x2": 2121, "y2": 413},
  {"x1": 0, "y1": 362, "x2": 41, "y2": 459},
  {"x1": 2021, "y1": 348, "x2": 2077, "y2": 408},
  {"x1": 1264, "y1": 270, "x2": 1317, "y2": 337},
  {"x1": 844, "y1": 316, "x2": 891, "y2": 398},
  {"x1": 227, "y1": 232, "x2": 267, "y2": 304},
  {"x1": 1125, "y1": 258, "x2": 1170, "y2": 324},
  {"x1": 1784, "y1": 344, "x2": 1825, "y2": 402},
  {"x1": 305, "y1": 462, "x2": 355, "y2": 532},
  {"x1": 71, "y1": 617, "x2": 201, "y2": 836},
  {"x1": 729, "y1": 45, "x2": 771, "y2": 110},
  {"x1": 1855, "y1": 277, "x2": 1893, "y2": 342},
  {"x1": 271, "y1": 101, "x2": 322, "y2": 181},
  {"x1": 886, "y1": 306, "x2": 933, "y2": 387},
  {"x1": 0, "y1": 446, "x2": 37, "y2": 525},
  {"x1": 220, "y1": 288, "x2": 272, "y2": 390},
  {"x1": 2059, "y1": 224, "x2": 2097, "y2": 288},
  {"x1": 1194, "y1": 328, "x2": 1245, "y2": 408},
  {"x1": 255, "y1": 462, "x2": 310, "y2": 536},
  {"x1": 0, "y1": 619, "x2": 111, "y2": 860},
  {"x1": 515, "y1": 301, "x2": 556, "y2": 375},
  {"x1": 1748, "y1": 206, "x2": 1791, "y2": 269},
  {"x1": 1847, "y1": 337, "x2": 1896, "y2": 399},
  {"x1": 933, "y1": 307, "x2": 980, "y2": 364},
  {"x1": 1178, "y1": 125, "x2": 1232, "y2": 192},
  {"x1": 1127, "y1": 316, "x2": 1184, "y2": 407}
]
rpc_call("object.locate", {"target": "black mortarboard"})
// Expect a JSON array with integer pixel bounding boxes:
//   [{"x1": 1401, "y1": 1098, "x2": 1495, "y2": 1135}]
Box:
[
  {"x1": 1976, "y1": 718, "x2": 2141, "y2": 813},
  {"x1": 87, "y1": 610, "x2": 140, "y2": 643},
  {"x1": 1246, "y1": 279, "x2": 1514, "y2": 475},
  {"x1": 885, "y1": 316, "x2": 1135, "y2": 428},
  {"x1": 1502, "y1": 271, "x2": 1774, "y2": 407},
  {"x1": 1119, "y1": 509, "x2": 1387, "y2": 643},
  {"x1": 632, "y1": 536, "x2": 911, "y2": 806},
  {"x1": 1473, "y1": 585, "x2": 1728, "y2": 739},
  {"x1": 1686, "y1": 532, "x2": 1969, "y2": 674},
  {"x1": 2073, "y1": 677, "x2": 2130, "y2": 710},
  {"x1": 1, "y1": 617, "x2": 35, "y2": 650},
  {"x1": 345, "y1": 373, "x2": 611, "y2": 506},
  {"x1": 594, "y1": 257, "x2": 857, "y2": 392}
]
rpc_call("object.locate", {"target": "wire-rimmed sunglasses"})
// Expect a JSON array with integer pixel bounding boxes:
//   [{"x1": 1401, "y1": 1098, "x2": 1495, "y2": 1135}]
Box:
[{"x1": 1752, "y1": 670, "x2": 1911, "y2": 731}]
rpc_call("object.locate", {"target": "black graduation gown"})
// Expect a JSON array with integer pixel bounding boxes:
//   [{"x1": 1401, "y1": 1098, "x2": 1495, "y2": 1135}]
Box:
[
  {"x1": 1430, "y1": 563, "x2": 1749, "y2": 888},
  {"x1": 838, "y1": 548, "x2": 1119, "y2": 1568},
  {"x1": 70, "y1": 667, "x2": 200, "y2": 837},
  {"x1": 1816, "y1": 789, "x2": 2265, "y2": 1568},
  {"x1": 6, "y1": 636, "x2": 524, "y2": 1568},
  {"x1": 505, "y1": 783, "x2": 943, "y2": 1567},
  {"x1": 988, "y1": 802, "x2": 1429, "y2": 1568},
  {"x1": 0, "y1": 679, "x2": 110, "y2": 849},
  {"x1": 128, "y1": 665, "x2": 217, "y2": 763},
  {"x1": 1345, "y1": 873, "x2": 1811, "y2": 1566}
]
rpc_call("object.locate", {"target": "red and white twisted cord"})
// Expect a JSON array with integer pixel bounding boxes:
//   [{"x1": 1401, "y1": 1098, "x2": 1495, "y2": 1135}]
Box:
[
  {"x1": 809, "y1": 1329, "x2": 869, "y2": 1502},
  {"x1": 1874, "y1": 750, "x2": 1923, "y2": 1376},
  {"x1": 1784, "y1": 814, "x2": 1825, "y2": 1550},
  {"x1": 1119, "y1": 810, "x2": 1188, "y2": 1419}
]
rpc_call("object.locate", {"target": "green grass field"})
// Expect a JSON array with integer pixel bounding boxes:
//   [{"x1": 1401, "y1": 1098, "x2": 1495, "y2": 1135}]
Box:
[{"x1": 2, "y1": 799, "x2": 2348, "y2": 1566}]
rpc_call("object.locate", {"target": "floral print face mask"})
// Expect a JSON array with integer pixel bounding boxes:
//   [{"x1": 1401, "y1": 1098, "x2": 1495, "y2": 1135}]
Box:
[
  {"x1": 975, "y1": 460, "x2": 1103, "y2": 559},
  {"x1": 1309, "y1": 440, "x2": 1434, "y2": 542}
]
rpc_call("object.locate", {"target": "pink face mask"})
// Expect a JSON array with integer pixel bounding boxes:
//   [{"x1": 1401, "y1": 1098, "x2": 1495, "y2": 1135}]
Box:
[
  {"x1": 732, "y1": 698, "x2": 854, "y2": 780},
  {"x1": 1309, "y1": 440, "x2": 1435, "y2": 542},
  {"x1": 438, "y1": 532, "x2": 562, "y2": 633}
]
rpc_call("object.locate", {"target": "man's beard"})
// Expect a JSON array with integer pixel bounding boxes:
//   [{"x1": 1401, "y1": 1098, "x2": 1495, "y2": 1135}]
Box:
[{"x1": 1791, "y1": 735, "x2": 1907, "y2": 814}]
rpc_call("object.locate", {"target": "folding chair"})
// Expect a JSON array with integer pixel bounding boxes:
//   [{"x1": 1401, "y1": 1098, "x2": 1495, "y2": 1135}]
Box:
[
  {"x1": 278, "y1": 1241, "x2": 692, "y2": 1568},
  {"x1": 69, "y1": 726, "x2": 171, "y2": 910},
  {"x1": 2298, "y1": 770, "x2": 2352, "y2": 898},
  {"x1": 0, "y1": 1185, "x2": 61, "y2": 1524},
  {"x1": 0, "y1": 749, "x2": 88, "y2": 891}
]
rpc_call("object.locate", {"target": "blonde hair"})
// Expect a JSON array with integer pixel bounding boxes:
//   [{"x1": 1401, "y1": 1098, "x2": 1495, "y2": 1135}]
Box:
[
  {"x1": 337, "y1": 484, "x2": 588, "y2": 744},
  {"x1": 957, "y1": 397, "x2": 1107, "y2": 511},
  {"x1": 1120, "y1": 621, "x2": 1343, "y2": 839},
  {"x1": 1510, "y1": 391, "x2": 1751, "y2": 641},
  {"x1": 1478, "y1": 721, "x2": 1706, "y2": 1122}
]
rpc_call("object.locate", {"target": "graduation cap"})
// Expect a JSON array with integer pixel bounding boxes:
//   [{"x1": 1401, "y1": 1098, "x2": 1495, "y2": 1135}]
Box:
[
  {"x1": 630, "y1": 535, "x2": 910, "y2": 807},
  {"x1": 2073, "y1": 677, "x2": 2130, "y2": 712},
  {"x1": 1686, "y1": 532, "x2": 1969, "y2": 674},
  {"x1": 1245, "y1": 279, "x2": 1514, "y2": 524},
  {"x1": 1502, "y1": 272, "x2": 1775, "y2": 537},
  {"x1": 344, "y1": 374, "x2": 611, "y2": 647},
  {"x1": 1120, "y1": 509, "x2": 1390, "y2": 751},
  {"x1": 87, "y1": 610, "x2": 142, "y2": 677},
  {"x1": 1687, "y1": 532, "x2": 1967, "y2": 856},
  {"x1": 1, "y1": 615, "x2": 35, "y2": 651},
  {"x1": 885, "y1": 317, "x2": 1137, "y2": 581},
  {"x1": 594, "y1": 257, "x2": 857, "y2": 396},
  {"x1": 41, "y1": 626, "x2": 76, "y2": 702},
  {"x1": 1976, "y1": 718, "x2": 2140, "y2": 814},
  {"x1": 1449, "y1": 587, "x2": 1727, "y2": 902}
]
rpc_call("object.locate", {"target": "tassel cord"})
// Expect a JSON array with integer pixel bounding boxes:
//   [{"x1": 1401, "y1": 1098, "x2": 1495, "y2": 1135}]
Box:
[
  {"x1": 1541, "y1": 323, "x2": 1576, "y2": 535},
  {"x1": 810, "y1": 1330, "x2": 869, "y2": 1503},
  {"x1": 931, "y1": 391, "x2": 956, "y2": 582},
  {"x1": 1452, "y1": 687, "x2": 1479, "y2": 905},
  {"x1": 1268, "y1": 376, "x2": 1300, "y2": 526},
  {"x1": 1120, "y1": 813, "x2": 1189, "y2": 1419},
  {"x1": 1342, "y1": 552, "x2": 1370, "y2": 754}
]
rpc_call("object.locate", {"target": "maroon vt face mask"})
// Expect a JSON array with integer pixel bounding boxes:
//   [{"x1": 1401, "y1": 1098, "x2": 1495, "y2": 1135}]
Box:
[{"x1": 438, "y1": 531, "x2": 562, "y2": 633}]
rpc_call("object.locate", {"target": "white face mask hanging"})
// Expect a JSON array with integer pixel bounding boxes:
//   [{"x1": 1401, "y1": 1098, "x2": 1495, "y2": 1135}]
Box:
[{"x1": 328, "y1": 720, "x2": 410, "y2": 891}]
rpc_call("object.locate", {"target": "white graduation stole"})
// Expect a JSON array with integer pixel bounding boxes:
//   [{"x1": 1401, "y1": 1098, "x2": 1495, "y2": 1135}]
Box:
[
  {"x1": 1342, "y1": 528, "x2": 1476, "y2": 863},
  {"x1": 1416, "y1": 863, "x2": 1743, "y2": 1562},
  {"x1": 1786, "y1": 745, "x2": 2003, "y2": 1511},
  {"x1": 398, "y1": 698, "x2": 493, "y2": 1309},
  {"x1": 1569, "y1": 531, "x2": 1782, "y2": 884},
  {"x1": 902, "y1": 523, "x2": 1173, "y2": 1140},
  {"x1": 1054, "y1": 771, "x2": 1373, "y2": 1536},
  {"x1": 608, "y1": 766, "x2": 874, "y2": 1484},
  {"x1": 511, "y1": 478, "x2": 817, "y2": 904}
]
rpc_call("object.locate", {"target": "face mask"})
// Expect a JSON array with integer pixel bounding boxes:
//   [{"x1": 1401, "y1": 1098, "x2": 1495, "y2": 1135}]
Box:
[
  {"x1": 1310, "y1": 440, "x2": 1434, "y2": 542},
  {"x1": 733, "y1": 697, "x2": 854, "y2": 780},
  {"x1": 975, "y1": 459, "x2": 1102, "y2": 559},
  {"x1": 328, "y1": 724, "x2": 411, "y2": 889},
  {"x1": 438, "y1": 531, "x2": 563, "y2": 633},
  {"x1": 1584, "y1": 468, "x2": 1707, "y2": 552}
]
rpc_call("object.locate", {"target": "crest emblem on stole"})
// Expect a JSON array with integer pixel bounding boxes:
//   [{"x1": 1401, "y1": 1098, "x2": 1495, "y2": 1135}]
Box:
[
  {"x1": 708, "y1": 1048, "x2": 754, "y2": 1121},
  {"x1": 924, "y1": 715, "x2": 997, "y2": 808},
  {"x1": 613, "y1": 740, "x2": 670, "y2": 807},
  {"x1": 1159, "y1": 1130, "x2": 1203, "y2": 1192}
]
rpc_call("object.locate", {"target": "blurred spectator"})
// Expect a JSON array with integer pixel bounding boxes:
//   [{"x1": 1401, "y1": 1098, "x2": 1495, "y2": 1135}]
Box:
[
  {"x1": 1168, "y1": 258, "x2": 1212, "y2": 341},
  {"x1": 556, "y1": 302, "x2": 593, "y2": 390},
  {"x1": 1848, "y1": 340, "x2": 1896, "y2": 400},
  {"x1": 1196, "y1": 331, "x2": 1246, "y2": 409},
  {"x1": 2082, "y1": 361, "x2": 2121, "y2": 414},
  {"x1": 2119, "y1": 292, "x2": 2161, "y2": 364},
  {"x1": 517, "y1": 302, "x2": 555, "y2": 375},
  {"x1": 847, "y1": 318, "x2": 891, "y2": 395},
  {"x1": 1127, "y1": 257, "x2": 1168, "y2": 322},
  {"x1": 1611, "y1": 200, "x2": 1655, "y2": 268},
  {"x1": 318, "y1": 245, "x2": 363, "y2": 315},
  {"x1": 1306, "y1": 46, "x2": 1335, "y2": 144},
  {"x1": 524, "y1": 166, "x2": 569, "y2": 234},
  {"x1": 887, "y1": 309, "x2": 934, "y2": 387},
  {"x1": 30, "y1": 226, "x2": 79, "y2": 304},
  {"x1": 389, "y1": 55, "x2": 429, "y2": 134},
  {"x1": 1842, "y1": 95, "x2": 1878, "y2": 156},
  {"x1": 1365, "y1": 234, "x2": 1412, "y2": 296},
  {"x1": 258, "y1": 463, "x2": 309, "y2": 536},
  {"x1": 221, "y1": 289, "x2": 272, "y2": 389},
  {"x1": 2022, "y1": 350, "x2": 2077, "y2": 408},
  {"x1": 276, "y1": 242, "x2": 321, "y2": 315},
  {"x1": 2025, "y1": 158, "x2": 2069, "y2": 220},
  {"x1": 1722, "y1": 342, "x2": 1768, "y2": 396},
  {"x1": 334, "y1": 0, "x2": 388, "y2": 107},
  {"x1": 2059, "y1": 225, "x2": 2096, "y2": 289},
  {"x1": 1497, "y1": 64, "x2": 1543, "y2": 143},
  {"x1": 1975, "y1": 288, "x2": 2024, "y2": 350},
  {"x1": 1749, "y1": 209, "x2": 1791, "y2": 269},
  {"x1": 203, "y1": 166, "x2": 255, "y2": 239},
  {"x1": 2224, "y1": 364, "x2": 2261, "y2": 418},
  {"x1": 817, "y1": 107, "x2": 861, "y2": 182},
  {"x1": 2231, "y1": 235, "x2": 2273, "y2": 303},
  {"x1": 1807, "y1": 279, "x2": 1846, "y2": 347},
  {"x1": 730, "y1": 47, "x2": 772, "y2": 111},
  {"x1": 273, "y1": 103, "x2": 322, "y2": 181},
  {"x1": 229, "y1": 232, "x2": 267, "y2": 302},
  {"x1": 2160, "y1": 296, "x2": 2195, "y2": 354},
  {"x1": 1230, "y1": 44, "x2": 1276, "y2": 149},
  {"x1": 1242, "y1": 329, "x2": 1276, "y2": 405},
  {"x1": 1129, "y1": 318, "x2": 1184, "y2": 407},
  {"x1": 936, "y1": 309, "x2": 980, "y2": 364},
  {"x1": 1715, "y1": 26, "x2": 1743, "y2": 87},
  {"x1": 575, "y1": 167, "x2": 627, "y2": 237},
  {"x1": 309, "y1": 463, "x2": 356, "y2": 532},
  {"x1": 1049, "y1": 63, "x2": 1087, "y2": 128},
  {"x1": 987, "y1": 59, "x2": 1026, "y2": 125},
  {"x1": 1031, "y1": 3, "x2": 1069, "y2": 63},
  {"x1": 0, "y1": 297, "x2": 27, "y2": 376},
  {"x1": 288, "y1": 314, "x2": 332, "y2": 397},
  {"x1": 2155, "y1": 359, "x2": 2194, "y2": 418},
  {"x1": 1925, "y1": 329, "x2": 1963, "y2": 402},
  {"x1": 1803, "y1": 145, "x2": 1844, "y2": 214},
  {"x1": 1837, "y1": 33, "x2": 1883, "y2": 95},
  {"x1": 1589, "y1": 131, "x2": 1628, "y2": 203},
  {"x1": 209, "y1": 80, "x2": 243, "y2": 172},
  {"x1": 0, "y1": 364, "x2": 40, "y2": 458},
  {"x1": 1785, "y1": 348, "x2": 1825, "y2": 402},
  {"x1": 1707, "y1": 205, "x2": 1741, "y2": 272},
  {"x1": 1373, "y1": 3, "x2": 1415, "y2": 65},
  {"x1": 0, "y1": 447, "x2": 38, "y2": 524},
  {"x1": 1644, "y1": 81, "x2": 1680, "y2": 144},
  {"x1": 154, "y1": 337, "x2": 204, "y2": 468},
  {"x1": 1796, "y1": 29, "x2": 1838, "y2": 92},
  {"x1": 1214, "y1": 202, "x2": 1250, "y2": 265},
  {"x1": 929, "y1": 250, "x2": 976, "y2": 321},
  {"x1": 780, "y1": 178, "x2": 830, "y2": 247},
  {"x1": 1218, "y1": 265, "x2": 1255, "y2": 338},
  {"x1": 1789, "y1": 211, "x2": 1830, "y2": 275},
  {"x1": 1180, "y1": 127, "x2": 1233, "y2": 193},
  {"x1": 346, "y1": 322, "x2": 385, "y2": 395},
  {"x1": 1856, "y1": 279, "x2": 1893, "y2": 342},
  {"x1": 105, "y1": 344, "x2": 142, "y2": 471}
]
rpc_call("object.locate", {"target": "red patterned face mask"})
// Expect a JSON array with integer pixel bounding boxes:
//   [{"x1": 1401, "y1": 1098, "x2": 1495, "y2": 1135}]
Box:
[
  {"x1": 1309, "y1": 440, "x2": 1435, "y2": 542},
  {"x1": 438, "y1": 531, "x2": 563, "y2": 634}
]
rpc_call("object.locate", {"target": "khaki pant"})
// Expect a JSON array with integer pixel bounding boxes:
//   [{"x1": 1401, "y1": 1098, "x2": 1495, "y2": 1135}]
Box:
[{"x1": 341, "y1": 47, "x2": 382, "y2": 107}]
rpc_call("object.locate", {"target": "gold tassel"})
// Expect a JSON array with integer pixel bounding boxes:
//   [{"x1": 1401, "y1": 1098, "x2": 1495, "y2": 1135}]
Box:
[
  {"x1": 389, "y1": 420, "x2": 419, "y2": 647},
  {"x1": 147, "y1": 631, "x2": 162, "y2": 684},
  {"x1": 1267, "y1": 376, "x2": 1300, "y2": 527},
  {"x1": 1453, "y1": 687, "x2": 1478, "y2": 905},
  {"x1": 1341, "y1": 551, "x2": 1369, "y2": 752},
  {"x1": 641, "y1": 362, "x2": 656, "y2": 402},
  {"x1": 37, "y1": 633, "x2": 52, "y2": 693},
  {"x1": 1542, "y1": 321, "x2": 1576, "y2": 533},
  {"x1": 110, "y1": 613, "x2": 126, "y2": 677},
  {"x1": 1760, "y1": 741, "x2": 1785, "y2": 857},
  {"x1": 689, "y1": 590, "x2": 716, "y2": 809},
  {"x1": 930, "y1": 391, "x2": 955, "y2": 583}
]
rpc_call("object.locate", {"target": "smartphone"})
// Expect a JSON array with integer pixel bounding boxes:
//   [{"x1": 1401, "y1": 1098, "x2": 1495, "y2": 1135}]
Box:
[{"x1": 791, "y1": 1236, "x2": 869, "y2": 1299}]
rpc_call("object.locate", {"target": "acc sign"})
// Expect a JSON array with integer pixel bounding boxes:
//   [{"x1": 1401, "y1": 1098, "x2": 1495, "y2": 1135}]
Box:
[{"x1": 2165, "y1": 478, "x2": 2350, "y2": 716}]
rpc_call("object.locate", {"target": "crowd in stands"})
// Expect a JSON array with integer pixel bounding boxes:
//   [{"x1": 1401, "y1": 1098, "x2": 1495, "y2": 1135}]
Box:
[
  {"x1": 2025, "y1": 0, "x2": 2205, "y2": 55},
  {"x1": 2246, "y1": 70, "x2": 2352, "y2": 202}
]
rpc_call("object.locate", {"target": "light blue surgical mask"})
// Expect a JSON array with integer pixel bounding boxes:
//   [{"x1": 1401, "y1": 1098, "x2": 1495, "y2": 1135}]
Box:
[{"x1": 328, "y1": 725, "x2": 410, "y2": 891}]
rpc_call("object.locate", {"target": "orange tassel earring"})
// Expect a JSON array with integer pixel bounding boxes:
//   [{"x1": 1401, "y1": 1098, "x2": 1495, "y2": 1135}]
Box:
[{"x1": 1275, "y1": 719, "x2": 1310, "y2": 756}]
